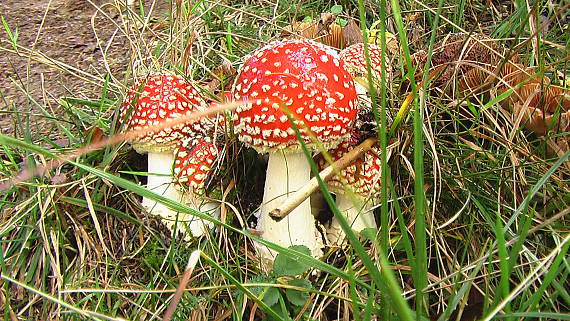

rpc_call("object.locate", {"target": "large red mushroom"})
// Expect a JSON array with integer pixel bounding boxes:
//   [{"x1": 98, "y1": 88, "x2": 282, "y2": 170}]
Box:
[
  {"x1": 232, "y1": 39, "x2": 359, "y2": 266},
  {"x1": 121, "y1": 72, "x2": 211, "y2": 221}
]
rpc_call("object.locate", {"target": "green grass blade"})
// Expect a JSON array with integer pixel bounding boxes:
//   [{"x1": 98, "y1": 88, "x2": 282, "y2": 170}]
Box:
[
  {"x1": 285, "y1": 108, "x2": 414, "y2": 320},
  {"x1": 1, "y1": 274, "x2": 121, "y2": 321},
  {"x1": 200, "y1": 253, "x2": 285, "y2": 321},
  {"x1": 386, "y1": 171, "x2": 415, "y2": 270},
  {"x1": 347, "y1": 255, "x2": 361, "y2": 321},
  {"x1": 356, "y1": 0, "x2": 390, "y2": 317},
  {"x1": 493, "y1": 214, "x2": 511, "y2": 312},
  {"x1": 0, "y1": 134, "x2": 57, "y2": 158},
  {"x1": 0, "y1": 133, "x2": 375, "y2": 292},
  {"x1": 520, "y1": 238, "x2": 570, "y2": 312}
]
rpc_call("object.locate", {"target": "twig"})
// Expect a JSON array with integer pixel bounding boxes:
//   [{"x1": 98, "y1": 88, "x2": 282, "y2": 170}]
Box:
[
  {"x1": 269, "y1": 137, "x2": 378, "y2": 220},
  {"x1": 162, "y1": 250, "x2": 202, "y2": 321}
]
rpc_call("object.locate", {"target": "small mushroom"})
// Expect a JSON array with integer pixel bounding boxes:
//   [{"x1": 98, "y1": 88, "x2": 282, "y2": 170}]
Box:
[
  {"x1": 339, "y1": 42, "x2": 392, "y2": 94},
  {"x1": 318, "y1": 138, "x2": 385, "y2": 245},
  {"x1": 121, "y1": 72, "x2": 211, "y2": 222},
  {"x1": 282, "y1": 20, "x2": 346, "y2": 49},
  {"x1": 513, "y1": 84, "x2": 570, "y2": 136},
  {"x1": 339, "y1": 43, "x2": 394, "y2": 138},
  {"x1": 173, "y1": 138, "x2": 220, "y2": 238}
]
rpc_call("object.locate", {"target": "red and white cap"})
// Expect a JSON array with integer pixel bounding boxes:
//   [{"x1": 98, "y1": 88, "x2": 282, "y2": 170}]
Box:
[
  {"x1": 121, "y1": 72, "x2": 211, "y2": 153},
  {"x1": 232, "y1": 39, "x2": 359, "y2": 152},
  {"x1": 318, "y1": 138, "x2": 382, "y2": 199},
  {"x1": 339, "y1": 43, "x2": 391, "y2": 82},
  {"x1": 174, "y1": 138, "x2": 219, "y2": 192}
]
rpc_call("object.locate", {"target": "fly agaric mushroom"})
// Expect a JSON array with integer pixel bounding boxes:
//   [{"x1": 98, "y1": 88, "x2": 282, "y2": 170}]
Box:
[
  {"x1": 339, "y1": 43, "x2": 392, "y2": 93},
  {"x1": 317, "y1": 138, "x2": 385, "y2": 245},
  {"x1": 121, "y1": 72, "x2": 211, "y2": 220},
  {"x1": 173, "y1": 138, "x2": 220, "y2": 237},
  {"x1": 232, "y1": 39, "x2": 358, "y2": 266},
  {"x1": 339, "y1": 43, "x2": 395, "y2": 139}
]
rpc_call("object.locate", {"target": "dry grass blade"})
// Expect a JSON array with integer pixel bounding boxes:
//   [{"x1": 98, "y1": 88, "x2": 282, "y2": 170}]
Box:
[
  {"x1": 0, "y1": 101, "x2": 244, "y2": 192},
  {"x1": 162, "y1": 250, "x2": 202, "y2": 321},
  {"x1": 482, "y1": 233, "x2": 570, "y2": 321}
]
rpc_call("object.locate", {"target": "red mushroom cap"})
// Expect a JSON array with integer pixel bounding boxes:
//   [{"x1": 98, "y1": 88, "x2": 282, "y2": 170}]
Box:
[
  {"x1": 232, "y1": 39, "x2": 358, "y2": 153},
  {"x1": 318, "y1": 139, "x2": 382, "y2": 199},
  {"x1": 339, "y1": 43, "x2": 391, "y2": 82},
  {"x1": 174, "y1": 139, "x2": 219, "y2": 192},
  {"x1": 121, "y1": 72, "x2": 211, "y2": 153}
]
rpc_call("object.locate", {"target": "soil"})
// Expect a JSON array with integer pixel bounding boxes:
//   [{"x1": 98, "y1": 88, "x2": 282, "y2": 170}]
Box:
[{"x1": 0, "y1": 0, "x2": 168, "y2": 139}]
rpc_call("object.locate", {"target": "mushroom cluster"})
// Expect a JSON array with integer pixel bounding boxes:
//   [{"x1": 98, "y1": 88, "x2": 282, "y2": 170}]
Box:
[
  {"x1": 119, "y1": 25, "x2": 567, "y2": 270},
  {"x1": 118, "y1": 16, "x2": 404, "y2": 266}
]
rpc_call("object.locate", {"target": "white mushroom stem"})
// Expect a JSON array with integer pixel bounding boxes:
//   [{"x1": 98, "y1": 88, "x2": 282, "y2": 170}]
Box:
[
  {"x1": 178, "y1": 193, "x2": 220, "y2": 238},
  {"x1": 142, "y1": 151, "x2": 181, "y2": 217},
  {"x1": 256, "y1": 150, "x2": 323, "y2": 268},
  {"x1": 327, "y1": 195, "x2": 377, "y2": 246}
]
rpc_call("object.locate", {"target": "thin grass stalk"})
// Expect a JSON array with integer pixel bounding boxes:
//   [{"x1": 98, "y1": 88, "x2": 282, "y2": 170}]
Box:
[
  {"x1": 453, "y1": 0, "x2": 466, "y2": 32},
  {"x1": 505, "y1": 150, "x2": 570, "y2": 230},
  {"x1": 356, "y1": 0, "x2": 390, "y2": 317},
  {"x1": 285, "y1": 111, "x2": 415, "y2": 319},
  {"x1": 494, "y1": 313, "x2": 570, "y2": 320},
  {"x1": 386, "y1": 171, "x2": 415, "y2": 267},
  {"x1": 417, "y1": 0, "x2": 445, "y2": 316},
  {"x1": 519, "y1": 235, "x2": 570, "y2": 312},
  {"x1": 481, "y1": 233, "x2": 570, "y2": 320},
  {"x1": 437, "y1": 241, "x2": 490, "y2": 321},
  {"x1": 389, "y1": 0, "x2": 428, "y2": 316},
  {"x1": 374, "y1": 0, "x2": 389, "y2": 260},
  {"x1": 347, "y1": 255, "x2": 361, "y2": 321}
]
